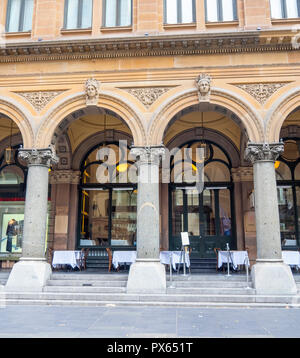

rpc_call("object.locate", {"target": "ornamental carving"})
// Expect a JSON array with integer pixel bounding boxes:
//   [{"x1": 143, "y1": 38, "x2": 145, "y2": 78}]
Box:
[
  {"x1": 235, "y1": 83, "x2": 287, "y2": 105},
  {"x1": 126, "y1": 87, "x2": 171, "y2": 108},
  {"x1": 85, "y1": 78, "x2": 100, "y2": 106},
  {"x1": 18, "y1": 145, "x2": 59, "y2": 167},
  {"x1": 130, "y1": 146, "x2": 166, "y2": 166},
  {"x1": 17, "y1": 91, "x2": 65, "y2": 112},
  {"x1": 49, "y1": 170, "x2": 81, "y2": 184},
  {"x1": 244, "y1": 142, "x2": 284, "y2": 164},
  {"x1": 196, "y1": 74, "x2": 211, "y2": 102}
]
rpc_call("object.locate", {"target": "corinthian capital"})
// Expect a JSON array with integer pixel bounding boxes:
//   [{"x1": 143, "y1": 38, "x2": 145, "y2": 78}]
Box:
[
  {"x1": 18, "y1": 145, "x2": 59, "y2": 167},
  {"x1": 130, "y1": 146, "x2": 166, "y2": 166},
  {"x1": 244, "y1": 142, "x2": 284, "y2": 164}
]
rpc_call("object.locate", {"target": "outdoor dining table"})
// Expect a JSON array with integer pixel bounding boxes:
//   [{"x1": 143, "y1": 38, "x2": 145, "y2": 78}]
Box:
[
  {"x1": 112, "y1": 250, "x2": 190, "y2": 271},
  {"x1": 218, "y1": 250, "x2": 250, "y2": 270},
  {"x1": 52, "y1": 250, "x2": 82, "y2": 269},
  {"x1": 282, "y1": 250, "x2": 300, "y2": 269}
]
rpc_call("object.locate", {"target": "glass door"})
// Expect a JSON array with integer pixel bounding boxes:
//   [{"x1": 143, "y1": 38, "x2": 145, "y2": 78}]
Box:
[{"x1": 169, "y1": 185, "x2": 234, "y2": 258}]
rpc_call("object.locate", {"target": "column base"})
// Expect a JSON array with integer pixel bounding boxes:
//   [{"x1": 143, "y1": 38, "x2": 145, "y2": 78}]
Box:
[
  {"x1": 127, "y1": 260, "x2": 166, "y2": 294},
  {"x1": 5, "y1": 258, "x2": 52, "y2": 292},
  {"x1": 251, "y1": 260, "x2": 297, "y2": 295}
]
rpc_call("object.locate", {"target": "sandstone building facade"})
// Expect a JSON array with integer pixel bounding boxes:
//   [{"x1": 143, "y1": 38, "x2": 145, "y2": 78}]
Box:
[{"x1": 0, "y1": 0, "x2": 299, "y2": 293}]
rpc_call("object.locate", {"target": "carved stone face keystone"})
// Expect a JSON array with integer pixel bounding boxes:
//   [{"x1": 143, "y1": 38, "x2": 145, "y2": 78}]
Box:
[
  {"x1": 85, "y1": 78, "x2": 100, "y2": 106},
  {"x1": 196, "y1": 74, "x2": 211, "y2": 102}
]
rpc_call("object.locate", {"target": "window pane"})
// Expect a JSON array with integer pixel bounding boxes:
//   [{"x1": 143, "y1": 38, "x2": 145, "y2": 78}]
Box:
[
  {"x1": 66, "y1": 0, "x2": 79, "y2": 29},
  {"x1": 206, "y1": 0, "x2": 218, "y2": 22},
  {"x1": 105, "y1": 0, "x2": 117, "y2": 27},
  {"x1": 172, "y1": 189, "x2": 184, "y2": 236},
  {"x1": 166, "y1": 0, "x2": 178, "y2": 24},
  {"x1": 0, "y1": 205, "x2": 24, "y2": 253},
  {"x1": 187, "y1": 189, "x2": 199, "y2": 236},
  {"x1": 219, "y1": 189, "x2": 232, "y2": 236},
  {"x1": 286, "y1": 0, "x2": 299, "y2": 17},
  {"x1": 275, "y1": 161, "x2": 292, "y2": 180},
  {"x1": 22, "y1": 0, "x2": 34, "y2": 31},
  {"x1": 81, "y1": 0, "x2": 93, "y2": 28},
  {"x1": 119, "y1": 0, "x2": 131, "y2": 26},
  {"x1": 181, "y1": 0, "x2": 194, "y2": 23},
  {"x1": 111, "y1": 189, "x2": 137, "y2": 246},
  {"x1": 202, "y1": 189, "x2": 216, "y2": 236},
  {"x1": 7, "y1": 0, "x2": 22, "y2": 32},
  {"x1": 221, "y1": 0, "x2": 234, "y2": 21},
  {"x1": 270, "y1": 0, "x2": 283, "y2": 18},
  {"x1": 80, "y1": 189, "x2": 109, "y2": 246},
  {"x1": 277, "y1": 187, "x2": 296, "y2": 246}
]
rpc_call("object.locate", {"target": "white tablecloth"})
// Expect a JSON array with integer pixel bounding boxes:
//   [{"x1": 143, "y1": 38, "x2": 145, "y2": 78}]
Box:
[
  {"x1": 218, "y1": 251, "x2": 249, "y2": 270},
  {"x1": 52, "y1": 250, "x2": 82, "y2": 269},
  {"x1": 160, "y1": 251, "x2": 190, "y2": 270},
  {"x1": 282, "y1": 251, "x2": 300, "y2": 268},
  {"x1": 112, "y1": 251, "x2": 137, "y2": 269},
  {"x1": 112, "y1": 250, "x2": 190, "y2": 270}
]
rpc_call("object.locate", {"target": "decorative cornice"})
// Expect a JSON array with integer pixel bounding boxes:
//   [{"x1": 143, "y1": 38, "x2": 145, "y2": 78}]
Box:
[
  {"x1": 244, "y1": 142, "x2": 284, "y2": 164},
  {"x1": 15, "y1": 90, "x2": 65, "y2": 112},
  {"x1": 234, "y1": 82, "x2": 288, "y2": 105},
  {"x1": 0, "y1": 32, "x2": 298, "y2": 63},
  {"x1": 49, "y1": 170, "x2": 81, "y2": 184},
  {"x1": 18, "y1": 145, "x2": 59, "y2": 167},
  {"x1": 125, "y1": 87, "x2": 172, "y2": 108}
]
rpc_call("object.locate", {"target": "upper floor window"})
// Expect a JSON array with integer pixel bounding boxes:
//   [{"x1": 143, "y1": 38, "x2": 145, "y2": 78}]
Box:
[
  {"x1": 103, "y1": 0, "x2": 132, "y2": 27},
  {"x1": 270, "y1": 0, "x2": 300, "y2": 19},
  {"x1": 205, "y1": 0, "x2": 237, "y2": 22},
  {"x1": 64, "y1": 0, "x2": 93, "y2": 29},
  {"x1": 164, "y1": 0, "x2": 195, "y2": 24},
  {"x1": 6, "y1": 0, "x2": 34, "y2": 32}
]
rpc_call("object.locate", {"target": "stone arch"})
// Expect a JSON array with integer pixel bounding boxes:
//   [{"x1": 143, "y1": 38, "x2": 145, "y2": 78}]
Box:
[
  {"x1": 72, "y1": 130, "x2": 133, "y2": 170},
  {"x1": 0, "y1": 96, "x2": 34, "y2": 148},
  {"x1": 166, "y1": 127, "x2": 240, "y2": 168},
  {"x1": 36, "y1": 90, "x2": 146, "y2": 148},
  {"x1": 266, "y1": 88, "x2": 300, "y2": 143},
  {"x1": 148, "y1": 87, "x2": 264, "y2": 145}
]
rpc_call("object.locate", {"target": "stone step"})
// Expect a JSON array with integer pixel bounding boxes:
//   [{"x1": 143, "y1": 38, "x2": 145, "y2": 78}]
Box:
[
  {"x1": 46, "y1": 279, "x2": 127, "y2": 287},
  {"x1": 168, "y1": 280, "x2": 252, "y2": 288},
  {"x1": 167, "y1": 287, "x2": 255, "y2": 295},
  {"x1": 44, "y1": 286, "x2": 126, "y2": 293},
  {"x1": 1, "y1": 298, "x2": 300, "y2": 308},
  {"x1": 1, "y1": 291, "x2": 299, "y2": 305},
  {"x1": 50, "y1": 273, "x2": 128, "y2": 281}
]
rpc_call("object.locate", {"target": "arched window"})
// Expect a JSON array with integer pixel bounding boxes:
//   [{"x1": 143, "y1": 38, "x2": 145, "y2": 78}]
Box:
[
  {"x1": 78, "y1": 141, "x2": 137, "y2": 248},
  {"x1": 169, "y1": 140, "x2": 234, "y2": 257}
]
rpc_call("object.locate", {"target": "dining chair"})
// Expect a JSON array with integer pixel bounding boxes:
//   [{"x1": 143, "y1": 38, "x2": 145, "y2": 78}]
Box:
[
  {"x1": 79, "y1": 248, "x2": 90, "y2": 270},
  {"x1": 106, "y1": 247, "x2": 112, "y2": 272}
]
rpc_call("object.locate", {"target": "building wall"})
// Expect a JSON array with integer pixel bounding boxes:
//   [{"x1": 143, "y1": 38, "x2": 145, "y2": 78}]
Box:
[{"x1": 0, "y1": 0, "x2": 300, "y2": 259}]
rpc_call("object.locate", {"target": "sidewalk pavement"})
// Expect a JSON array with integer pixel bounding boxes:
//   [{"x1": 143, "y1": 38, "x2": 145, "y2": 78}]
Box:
[{"x1": 0, "y1": 304, "x2": 300, "y2": 338}]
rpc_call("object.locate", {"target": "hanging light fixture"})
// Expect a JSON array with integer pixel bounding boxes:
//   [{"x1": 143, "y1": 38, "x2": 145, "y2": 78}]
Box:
[
  {"x1": 275, "y1": 161, "x2": 280, "y2": 169},
  {"x1": 5, "y1": 119, "x2": 14, "y2": 165}
]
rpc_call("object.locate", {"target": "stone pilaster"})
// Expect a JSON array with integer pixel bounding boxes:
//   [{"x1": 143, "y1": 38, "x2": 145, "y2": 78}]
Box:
[
  {"x1": 245, "y1": 142, "x2": 297, "y2": 295},
  {"x1": 6, "y1": 146, "x2": 59, "y2": 292},
  {"x1": 126, "y1": 146, "x2": 166, "y2": 294}
]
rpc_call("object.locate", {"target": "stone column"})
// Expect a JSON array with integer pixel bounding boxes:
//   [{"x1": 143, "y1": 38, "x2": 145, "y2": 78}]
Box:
[
  {"x1": 126, "y1": 146, "x2": 166, "y2": 293},
  {"x1": 245, "y1": 142, "x2": 297, "y2": 295},
  {"x1": 6, "y1": 146, "x2": 58, "y2": 292}
]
